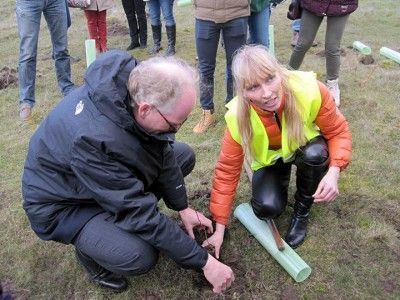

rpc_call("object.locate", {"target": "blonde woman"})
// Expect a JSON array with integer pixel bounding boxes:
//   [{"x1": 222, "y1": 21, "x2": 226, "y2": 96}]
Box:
[{"x1": 205, "y1": 45, "x2": 352, "y2": 256}]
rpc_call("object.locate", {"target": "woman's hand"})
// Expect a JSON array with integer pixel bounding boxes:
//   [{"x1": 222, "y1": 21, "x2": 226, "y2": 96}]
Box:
[
  {"x1": 179, "y1": 207, "x2": 213, "y2": 239},
  {"x1": 313, "y1": 166, "x2": 340, "y2": 202},
  {"x1": 202, "y1": 223, "x2": 225, "y2": 259}
]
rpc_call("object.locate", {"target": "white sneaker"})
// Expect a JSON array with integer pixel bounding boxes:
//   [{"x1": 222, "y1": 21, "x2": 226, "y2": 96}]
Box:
[{"x1": 326, "y1": 79, "x2": 341, "y2": 107}]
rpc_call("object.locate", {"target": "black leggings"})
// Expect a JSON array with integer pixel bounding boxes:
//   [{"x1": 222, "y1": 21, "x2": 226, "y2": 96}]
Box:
[{"x1": 251, "y1": 136, "x2": 329, "y2": 219}]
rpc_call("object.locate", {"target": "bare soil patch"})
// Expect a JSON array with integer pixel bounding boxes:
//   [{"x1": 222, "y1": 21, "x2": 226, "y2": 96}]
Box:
[
  {"x1": 0, "y1": 66, "x2": 18, "y2": 90},
  {"x1": 360, "y1": 55, "x2": 375, "y2": 65},
  {"x1": 108, "y1": 22, "x2": 129, "y2": 37}
]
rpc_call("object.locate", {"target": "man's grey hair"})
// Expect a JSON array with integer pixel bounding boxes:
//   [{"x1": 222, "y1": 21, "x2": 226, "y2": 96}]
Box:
[{"x1": 128, "y1": 56, "x2": 199, "y2": 113}]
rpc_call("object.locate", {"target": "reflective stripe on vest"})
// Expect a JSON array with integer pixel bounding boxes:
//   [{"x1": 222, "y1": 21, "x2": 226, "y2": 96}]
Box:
[{"x1": 225, "y1": 71, "x2": 322, "y2": 171}]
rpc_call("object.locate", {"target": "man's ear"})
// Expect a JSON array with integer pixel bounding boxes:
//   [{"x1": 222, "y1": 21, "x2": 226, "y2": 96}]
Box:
[{"x1": 136, "y1": 102, "x2": 152, "y2": 119}]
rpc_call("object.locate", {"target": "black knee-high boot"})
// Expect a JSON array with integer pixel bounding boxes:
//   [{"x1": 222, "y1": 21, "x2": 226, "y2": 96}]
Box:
[
  {"x1": 285, "y1": 137, "x2": 329, "y2": 248},
  {"x1": 165, "y1": 25, "x2": 176, "y2": 56},
  {"x1": 149, "y1": 25, "x2": 162, "y2": 54}
]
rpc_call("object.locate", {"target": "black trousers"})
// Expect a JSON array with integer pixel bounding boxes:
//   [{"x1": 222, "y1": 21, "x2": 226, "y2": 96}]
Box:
[
  {"x1": 72, "y1": 142, "x2": 195, "y2": 275},
  {"x1": 251, "y1": 136, "x2": 329, "y2": 219},
  {"x1": 121, "y1": 0, "x2": 147, "y2": 45}
]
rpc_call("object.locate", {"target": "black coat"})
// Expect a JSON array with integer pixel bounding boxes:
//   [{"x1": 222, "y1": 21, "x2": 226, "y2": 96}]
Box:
[{"x1": 22, "y1": 50, "x2": 208, "y2": 269}]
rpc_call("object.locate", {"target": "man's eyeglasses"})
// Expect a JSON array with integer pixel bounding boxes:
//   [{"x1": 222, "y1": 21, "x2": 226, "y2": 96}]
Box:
[{"x1": 153, "y1": 106, "x2": 187, "y2": 133}]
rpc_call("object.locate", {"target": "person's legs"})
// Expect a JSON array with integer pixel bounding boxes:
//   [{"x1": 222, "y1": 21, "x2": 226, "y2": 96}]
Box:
[
  {"x1": 222, "y1": 17, "x2": 248, "y2": 102},
  {"x1": 122, "y1": 0, "x2": 140, "y2": 49},
  {"x1": 148, "y1": 0, "x2": 163, "y2": 54},
  {"x1": 73, "y1": 212, "x2": 159, "y2": 290},
  {"x1": 248, "y1": 6, "x2": 270, "y2": 47},
  {"x1": 16, "y1": 0, "x2": 43, "y2": 111},
  {"x1": 325, "y1": 14, "x2": 349, "y2": 81},
  {"x1": 289, "y1": 10, "x2": 323, "y2": 70},
  {"x1": 160, "y1": 0, "x2": 176, "y2": 56},
  {"x1": 43, "y1": 0, "x2": 74, "y2": 96},
  {"x1": 251, "y1": 160, "x2": 292, "y2": 220},
  {"x1": 97, "y1": 10, "x2": 107, "y2": 52},
  {"x1": 193, "y1": 19, "x2": 220, "y2": 133},
  {"x1": 324, "y1": 14, "x2": 349, "y2": 106},
  {"x1": 285, "y1": 136, "x2": 329, "y2": 248},
  {"x1": 135, "y1": 0, "x2": 147, "y2": 47},
  {"x1": 84, "y1": 10, "x2": 101, "y2": 52}
]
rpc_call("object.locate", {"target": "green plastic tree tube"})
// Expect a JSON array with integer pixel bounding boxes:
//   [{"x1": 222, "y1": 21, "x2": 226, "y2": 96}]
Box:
[
  {"x1": 234, "y1": 203, "x2": 312, "y2": 282},
  {"x1": 269, "y1": 25, "x2": 275, "y2": 57},
  {"x1": 380, "y1": 47, "x2": 400, "y2": 64},
  {"x1": 177, "y1": 0, "x2": 192, "y2": 6},
  {"x1": 352, "y1": 41, "x2": 372, "y2": 55},
  {"x1": 85, "y1": 39, "x2": 96, "y2": 68}
]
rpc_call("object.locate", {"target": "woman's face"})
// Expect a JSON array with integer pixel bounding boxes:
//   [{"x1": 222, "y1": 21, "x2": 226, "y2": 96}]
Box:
[{"x1": 242, "y1": 73, "x2": 283, "y2": 112}]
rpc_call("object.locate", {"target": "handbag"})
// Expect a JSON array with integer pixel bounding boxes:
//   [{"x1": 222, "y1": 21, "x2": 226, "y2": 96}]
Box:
[
  {"x1": 67, "y1": 0, "x2": 91, "y2": 8},
  {"x1": 287, "y1": 0, "x2": 302, "y2": 20}
]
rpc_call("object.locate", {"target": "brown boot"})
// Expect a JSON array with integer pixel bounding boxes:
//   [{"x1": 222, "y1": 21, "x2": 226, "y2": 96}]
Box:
[{"x1": 193, "y1": 109, "x2": 215, "y2": 133}]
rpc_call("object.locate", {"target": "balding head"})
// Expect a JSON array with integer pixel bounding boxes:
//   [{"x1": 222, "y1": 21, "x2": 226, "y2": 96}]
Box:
[{"x1": 128, "y1": 56, "x2": 198, "y2": 114}]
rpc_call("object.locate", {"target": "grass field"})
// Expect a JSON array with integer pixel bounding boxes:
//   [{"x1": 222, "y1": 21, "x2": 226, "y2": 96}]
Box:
[{"x1": 0, "y1": 0, "x2": 399, "y2": 299}]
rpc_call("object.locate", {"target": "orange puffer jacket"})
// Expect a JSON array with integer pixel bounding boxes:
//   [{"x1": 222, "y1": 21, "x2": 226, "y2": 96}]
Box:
[{"x1": 210, "y1": 81, "x2": 352, "y2": 225}]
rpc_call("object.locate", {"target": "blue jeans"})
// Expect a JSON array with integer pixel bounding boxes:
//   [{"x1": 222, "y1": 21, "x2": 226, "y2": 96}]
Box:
[
  {"x1": 292, "y1": 18, "x2": 301, "y2": 32},
  {"x1": 195, "y1": 17, "x2": 248, "y2": 110},
  {"x1": 147, "y1": 0, "x2": 175, "y2": 26},
  {"x1": 16, "y1": 0, "x2": 74, "y2": 107},
  {"x1": 248, "y1": 5, "x2": 271, "y2": 47}
]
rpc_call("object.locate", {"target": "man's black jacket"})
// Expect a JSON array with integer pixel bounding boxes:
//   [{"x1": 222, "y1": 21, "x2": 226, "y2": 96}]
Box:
[{"x1": 22, "y1": 50, "x2": 208, "y2": 269}]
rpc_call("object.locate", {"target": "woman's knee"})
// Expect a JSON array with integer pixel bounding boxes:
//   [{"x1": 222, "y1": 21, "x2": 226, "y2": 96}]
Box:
[
  {"x1": 298, "y1": 137, "x2": 329, "y2": 166},
  {"x1": 251, "y1": 194, "x2": 286, "y2": 219}
]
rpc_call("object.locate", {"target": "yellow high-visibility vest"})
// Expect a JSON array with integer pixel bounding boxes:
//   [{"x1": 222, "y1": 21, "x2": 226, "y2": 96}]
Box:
[{"x1": 225, "y1": 71, "x2": 321, "y2": 171}]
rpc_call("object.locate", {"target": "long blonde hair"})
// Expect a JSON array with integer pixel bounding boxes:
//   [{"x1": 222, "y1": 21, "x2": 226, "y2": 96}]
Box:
[{"x1": 231, "y1": 45, "x2": 306, "y2": 159}]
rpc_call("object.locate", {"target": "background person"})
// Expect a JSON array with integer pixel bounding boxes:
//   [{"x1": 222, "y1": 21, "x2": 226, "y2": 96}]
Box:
[
  {"x1": 147, "y1": 0, "x2": 176, "y2": 56},
  {"x1": 16, "y1": 0, "x2": 75, "y2": 121},
  {"x1": 288, "y1": 0, "x2": 358, "y2": 106},
  {"x1": 21, "y1": 51, "x2": 234, "y2": 294},
  {"x1": 122, "y1": 0, "x2": 147, "y2": 50},
  {"x1": 204, "y1": 45, "x2": 352, "y2": 257},
  {"x1": 83, "y1": 0, "x2": 114, "y2": 53},
  {"x1": 192, "y1": 0, "x2": 250, "y2": 134}
]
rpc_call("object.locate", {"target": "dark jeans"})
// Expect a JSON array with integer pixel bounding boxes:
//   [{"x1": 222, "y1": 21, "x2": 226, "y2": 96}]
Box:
[
  {"x1": 121, "y1": 0, "x2": 147, "y2": 45},
  {"x1": 251, "y1": 136, "x2": 329, "y2": 219},
  {"x1": 195, "y1": 17, "x2": 248, "y2": 110},
  {"x1": 72, "y1": 141, "x2": 195, "y2": 275}
]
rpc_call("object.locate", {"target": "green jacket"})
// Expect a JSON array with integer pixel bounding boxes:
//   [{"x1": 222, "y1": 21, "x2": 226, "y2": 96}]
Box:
[{"x1": 250, "y1": 0, "x2": 269, "y2": 12}]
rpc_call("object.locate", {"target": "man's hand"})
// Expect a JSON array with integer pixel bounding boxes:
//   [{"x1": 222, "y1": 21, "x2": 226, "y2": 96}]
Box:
[
  {"x1": 313, "y1": 166, "x2": 340, "y2": 202},
  {"x1": 202, "y1": 254, "x2": 235, "y2": 293},
  {"x1": 202, "y1": 223, "x2": 225, "y2": 259},
  {"x1": 179, "y1": 207, "x2": 213, "y2": 239}
]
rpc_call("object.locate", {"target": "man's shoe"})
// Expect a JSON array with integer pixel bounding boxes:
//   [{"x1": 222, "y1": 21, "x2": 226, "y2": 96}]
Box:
[
  {"x1": 193, "y1": 109, "x2": 215, "y2": 134},
  {"x1": 75, "y1": 249, "x2": 128, "y2": 292},
  {"x1": 19, "y1": 103, "x2": 32, "y2": 121}
]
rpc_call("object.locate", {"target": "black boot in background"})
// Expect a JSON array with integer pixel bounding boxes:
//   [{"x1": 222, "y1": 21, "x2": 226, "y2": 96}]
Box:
[
  {"x1": 285, "y1": 137, "x2": 329, "y2": 248},
  {"x1": 75, "y1": 248, "x2": 128, "y2": 292},
  {"x1": 165, "y1": 25, "x2": 176, "y2": 56},
  {"x1": 149, "y1": 25, "x2": 162, "y2": 54}
]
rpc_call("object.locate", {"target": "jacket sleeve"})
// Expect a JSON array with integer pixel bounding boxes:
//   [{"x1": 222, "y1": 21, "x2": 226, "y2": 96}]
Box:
[
  {"x1": 70, "y1": 136, "x2": 208, "y2": 269},
  {"x1": 315, "y1": 81, "x2": 352, "y2": 170},
  {"x1": 210, "y1": 129, "x2": 244, "y2": 225},
  {"x1": 153, "y1": 143, "x2": 188, "y2": 211}
]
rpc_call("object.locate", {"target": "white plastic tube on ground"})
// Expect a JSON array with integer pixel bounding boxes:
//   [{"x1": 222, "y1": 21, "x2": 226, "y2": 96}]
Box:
[
  {"x1": 352, "y1": 41, "x2": 372, "y2": 55},
  {"x1": 380, "y1": 47, "x2": 400, "y2": 64},
  {"x1": 85, "y1": 39, "x2": 96, "y2": 68},
  {"x1": 234, "y1": 203, "x2": 312, "y2": 282}
]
